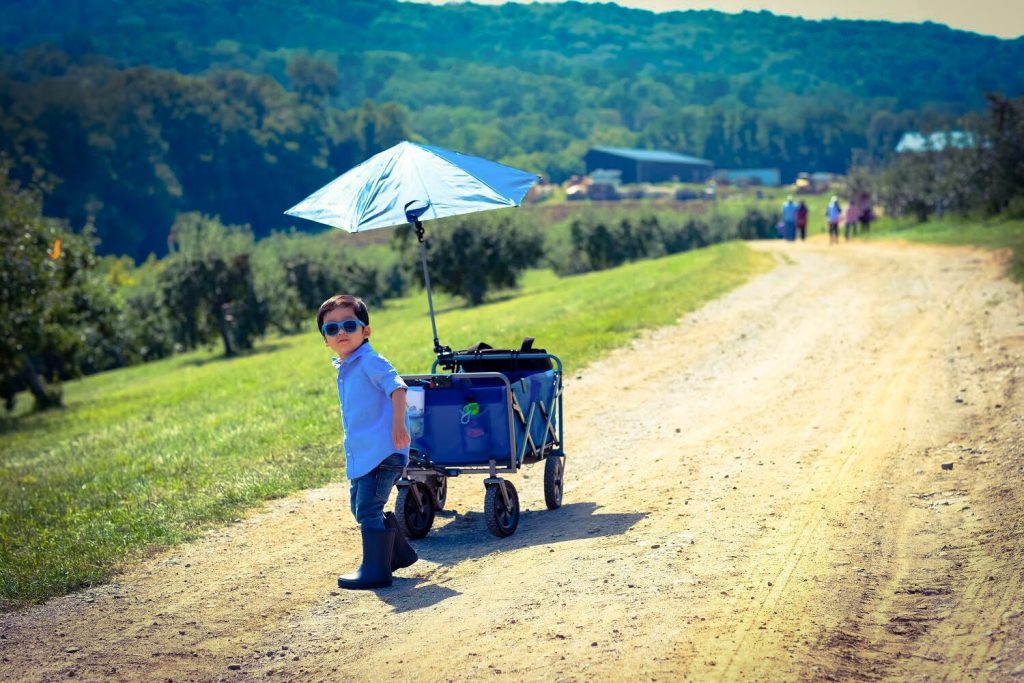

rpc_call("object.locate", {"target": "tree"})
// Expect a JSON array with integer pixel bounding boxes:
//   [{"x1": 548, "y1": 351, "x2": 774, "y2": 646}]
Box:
[
  {"x1": 978, "y1": 93, "x2": 1024, "y2": 214},
  {"x1": 161, "y1": 213, "x2": 267, "y2": 357},
  {"x1": 251, "y1": 231, "x2": 402, "y2": 334},
  {"x1": 0, "y1": 162, "x2": 64, "y2": 409},
  {"x1": 403, "y1": 212, "x2": 544, "y2": 306},
  {"x1": 875, "y1": 95, "x2": 1024, "y2": 221},
  {"x1": 0, "y1": 161, "x2": 121, "y2": 410},
  {"x1": 286, "y1": 53, "x2": 340, "y2": 102}
]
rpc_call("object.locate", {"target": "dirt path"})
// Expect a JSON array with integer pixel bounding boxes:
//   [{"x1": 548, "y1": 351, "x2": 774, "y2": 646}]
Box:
[{"x1": 3, "y1": 239, "x2": 1024, "y2": 682}]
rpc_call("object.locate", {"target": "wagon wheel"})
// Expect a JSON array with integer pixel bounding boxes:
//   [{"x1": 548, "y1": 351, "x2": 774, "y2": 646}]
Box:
[
  {"x1": 484, "y1": 480, "x2": 520, "y2": 537},
  {"x1": 543, "y1": 455, "x2": 565, "y2": 510},
  {"x1": 394, "y1": 482, "x2": 435, "y2": 539},
  {"x1": 433, "y1": 475, "x2": 448, "y2": 511}
]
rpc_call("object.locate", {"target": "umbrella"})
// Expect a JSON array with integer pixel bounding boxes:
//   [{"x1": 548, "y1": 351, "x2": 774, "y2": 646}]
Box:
[{"x1": 285, "y1": 141, "x2": 539, "y2": 354}]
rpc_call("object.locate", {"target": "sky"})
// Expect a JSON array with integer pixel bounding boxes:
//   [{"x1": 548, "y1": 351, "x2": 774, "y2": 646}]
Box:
[{"x1": 409, "y1": 0, "x2": 1024, "y2": 39}]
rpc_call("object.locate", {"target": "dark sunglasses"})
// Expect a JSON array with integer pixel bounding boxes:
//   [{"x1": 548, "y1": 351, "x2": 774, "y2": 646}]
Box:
[{"x1": 321, "y1": 319, "x2": 366, "y2": 336}]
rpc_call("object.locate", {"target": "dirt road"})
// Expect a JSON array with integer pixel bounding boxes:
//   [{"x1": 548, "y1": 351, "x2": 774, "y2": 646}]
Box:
[{"x1": 3, "y1": 240, "x2": 1024, "y2": 682}]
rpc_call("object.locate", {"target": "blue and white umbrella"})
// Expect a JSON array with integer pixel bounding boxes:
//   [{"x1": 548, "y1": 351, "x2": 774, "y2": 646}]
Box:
[
  {"x1": 285, "y1": 141, "x2": 537, "y2": 232},
  {"x1": 285, "y1": 141, "x2": 539, "y2": 353}
]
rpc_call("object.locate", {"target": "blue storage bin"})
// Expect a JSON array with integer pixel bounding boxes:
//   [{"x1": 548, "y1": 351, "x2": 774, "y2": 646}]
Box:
[{"x1": 412, "y1": 376, "x2": 514, "y2": 466}]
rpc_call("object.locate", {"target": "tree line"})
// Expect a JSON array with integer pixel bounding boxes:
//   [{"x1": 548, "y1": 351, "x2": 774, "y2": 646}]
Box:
[{"x1": 0, "y1": 56, "x2": 411, "y2": 260}]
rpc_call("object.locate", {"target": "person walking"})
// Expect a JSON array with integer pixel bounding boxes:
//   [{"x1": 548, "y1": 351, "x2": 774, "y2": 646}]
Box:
[
  {"x1": 781, "y1": 195, "x2": 798, "y2": 242},
  {"x1": 826, "y1": 196, "x2": 842, "y2": 245},
  {"x1": 859, "y1": 192, "x2": 875, "y2": 233},
  {"x1": 843, "y1": 197, "x2": 860, "y2": 241},
  {"x1": 796, "y1": 200, "x2": 809, "y2": 241}
]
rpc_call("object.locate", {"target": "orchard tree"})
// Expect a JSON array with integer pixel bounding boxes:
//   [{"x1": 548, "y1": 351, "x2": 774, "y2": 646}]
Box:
[
  {"x1": 161, "y1": 213, "x2": 268, "y2": 357},
  {"x1": 251, "y1": 231, "x2": 399, "y2": 334},
  {"x1": 0, "y1": 161, "x2": 120, "y2": 410},
  {"x1": 401, "y1": 212, "x2": 544, "y2": 306},
  {"x1": 0, "y1": 162, "x2": 64, "y2": 409}
]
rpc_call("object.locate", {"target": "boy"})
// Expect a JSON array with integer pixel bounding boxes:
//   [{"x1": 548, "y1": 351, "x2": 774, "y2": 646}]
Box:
[{"x1": 318, "y1": 294, "x2": 418, "y2": 590}]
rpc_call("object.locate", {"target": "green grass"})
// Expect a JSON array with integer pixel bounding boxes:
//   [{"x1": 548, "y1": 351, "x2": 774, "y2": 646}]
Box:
[
  {"x1": 0, "y1": 241, "x2": 774, "y2": 608},
  {"x1": 867, "y1": 214, "x2": 1024, "y2": 283}
]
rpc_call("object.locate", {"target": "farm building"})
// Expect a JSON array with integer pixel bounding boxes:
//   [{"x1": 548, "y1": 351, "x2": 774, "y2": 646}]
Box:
[
  {"x1": 895, "y1": 131, "x2": 976, "y2": 153},
  {"x1": 584, "y1": 147, "x2": 713, "y2": 184},
  {"x1": 715, "y1": 168, "x2": 782, "y2": 187}
]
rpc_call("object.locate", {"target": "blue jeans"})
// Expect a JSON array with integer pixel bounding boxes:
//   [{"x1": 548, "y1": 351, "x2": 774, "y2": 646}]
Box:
[
  {"x1": 349, "y1": 453, "x2": 404, "y2": 531},
  {"x1": 784, "y1": 220, "x2": 796, "y2": 241}
]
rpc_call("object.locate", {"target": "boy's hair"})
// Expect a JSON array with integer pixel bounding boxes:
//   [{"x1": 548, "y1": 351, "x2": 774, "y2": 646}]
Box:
[{"x1": 317, "y1": 294, "x2": 370, "y2": 333}]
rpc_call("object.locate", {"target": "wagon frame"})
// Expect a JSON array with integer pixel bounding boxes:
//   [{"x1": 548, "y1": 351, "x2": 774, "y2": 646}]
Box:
[{"x1": 394, "y1": 350, "x2": 565, "y2": 538}]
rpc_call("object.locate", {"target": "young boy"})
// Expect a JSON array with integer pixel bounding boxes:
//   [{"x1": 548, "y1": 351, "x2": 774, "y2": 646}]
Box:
[{"x1": 318, "y1": 294, "x2": 418, "y2": 590}]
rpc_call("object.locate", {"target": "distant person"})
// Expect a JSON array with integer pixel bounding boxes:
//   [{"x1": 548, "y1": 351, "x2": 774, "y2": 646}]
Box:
[
  {"x1": 843, "y1": 197, "x2": 860, "y2": 241},
  {"x1": 859, "y1": 192, "x2": 875, "y2": 233},
  {"x1": 318, "y1": 294, "x2": 418, "y2": 590},
  {"x1": 826, "y1": 196, "x2": 842, "y2": 244},
  {"x1": 781, "y1": 195, "x2": 798, "y2": 241},
  {"x1": 796, "y1": 200, "x2": 809, "y2": 241}
]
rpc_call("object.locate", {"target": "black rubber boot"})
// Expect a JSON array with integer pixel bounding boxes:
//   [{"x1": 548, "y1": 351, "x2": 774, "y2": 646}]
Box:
[
  {"x1": 337, "y1": 527, "x2": 394, "y2": 590},
  {"x1": 384, "y1": 512, "x2": 418, "y2": 571}
]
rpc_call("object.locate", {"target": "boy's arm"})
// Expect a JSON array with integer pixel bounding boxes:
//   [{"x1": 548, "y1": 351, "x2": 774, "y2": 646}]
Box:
[{"x1": 391, "y1": 388, "x2": 411, "y2": 450}]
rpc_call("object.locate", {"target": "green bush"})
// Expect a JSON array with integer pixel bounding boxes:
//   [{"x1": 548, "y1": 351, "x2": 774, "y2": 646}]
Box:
[
  {"x1": 252, "y1": 232, "x2": 405, "y2": 334},
  {"x1": 549, "y1": 206, "x2": 770, "y2": 276}
]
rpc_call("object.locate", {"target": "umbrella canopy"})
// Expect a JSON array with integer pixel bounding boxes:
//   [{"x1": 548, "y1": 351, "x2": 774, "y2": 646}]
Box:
[{"x1": 284, "y1": 141, "x2": 538, "y2": 232}]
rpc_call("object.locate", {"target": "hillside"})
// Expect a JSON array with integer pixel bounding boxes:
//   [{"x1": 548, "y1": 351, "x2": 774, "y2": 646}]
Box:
[
  {"x1": 2, "y1": 0, "x2": 1023, "y2": 257},
  {"x1": 4, "y1": 1, "x2": 1021, "y2": 110}
]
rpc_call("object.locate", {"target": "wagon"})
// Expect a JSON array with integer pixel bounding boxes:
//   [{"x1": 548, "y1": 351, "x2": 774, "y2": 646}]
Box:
[{"x1": 394, "y1": 341, "x2": 565, "y2": 538}]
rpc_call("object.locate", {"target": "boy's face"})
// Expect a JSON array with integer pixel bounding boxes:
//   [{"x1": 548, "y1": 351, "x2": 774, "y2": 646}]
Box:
[{"x1": 322, "y1": 305, "x2": 371, "y2": 358}]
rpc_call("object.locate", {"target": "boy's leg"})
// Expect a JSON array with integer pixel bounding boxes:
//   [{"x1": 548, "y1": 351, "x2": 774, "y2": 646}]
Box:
[
  {"x1": 339, "y1": 454, "x2": 405, "y2": 590},
  {"x1": 351, "y1": 453, "x2": 405, "y2": 531}
]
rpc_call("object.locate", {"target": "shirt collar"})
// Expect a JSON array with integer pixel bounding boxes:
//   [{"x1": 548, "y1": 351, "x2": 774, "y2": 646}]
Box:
[{"x1": 331, "y1": 340, "x2": 373, "y2": 370}]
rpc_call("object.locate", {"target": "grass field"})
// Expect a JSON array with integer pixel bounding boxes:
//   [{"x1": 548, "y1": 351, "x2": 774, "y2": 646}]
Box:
[{"x1": 0, "y1": 240, "x2": 775, "y2": 609}]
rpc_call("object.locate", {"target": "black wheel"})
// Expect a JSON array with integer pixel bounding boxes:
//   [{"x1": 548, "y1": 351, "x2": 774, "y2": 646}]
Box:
[
  {"x1": 433, "y1": 476, "x2": 448, "y2": 510},
  {"x1": 483, "y1": 480, "x2": 520, "y2": 537},
  {"x1": 543, "y1": 455, "x2": 565, "y2": 510},
  {"x1": 394, "y1": 482, "x2": 435, "y2": 539}
]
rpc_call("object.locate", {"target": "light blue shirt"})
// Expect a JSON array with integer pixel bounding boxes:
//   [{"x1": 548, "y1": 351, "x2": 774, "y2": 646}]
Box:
[
  {"x1": 332, "y1": 342, "x2": 408, "y2": 480},
  {"x1": 782, "y1": 200, "x2": 798, "y2": 222}
]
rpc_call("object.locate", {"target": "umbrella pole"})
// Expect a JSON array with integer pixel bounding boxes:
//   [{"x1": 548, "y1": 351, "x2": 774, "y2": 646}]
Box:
[{"x1": 414, "y1": 221, "x2": 444, "y2": 355}]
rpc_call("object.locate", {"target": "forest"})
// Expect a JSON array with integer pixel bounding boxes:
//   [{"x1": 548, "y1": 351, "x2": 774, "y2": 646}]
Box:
[{"x1": 2, "y1": 0, "x2": 1023, "y2": 258}]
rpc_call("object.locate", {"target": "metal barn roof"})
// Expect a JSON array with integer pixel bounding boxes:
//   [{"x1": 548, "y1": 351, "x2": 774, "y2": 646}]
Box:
[{"x1": 588, "y1": 147, "x2": 713, "y2": 166}]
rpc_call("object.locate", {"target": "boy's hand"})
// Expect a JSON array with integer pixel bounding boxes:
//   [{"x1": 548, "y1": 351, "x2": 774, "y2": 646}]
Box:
[{"x1": 393, "y1": 424, "x2": 411, "y2": 450}]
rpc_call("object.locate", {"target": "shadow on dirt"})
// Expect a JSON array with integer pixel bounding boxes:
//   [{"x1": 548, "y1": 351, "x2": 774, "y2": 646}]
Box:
[
  {"x1": 413, "y1": 501, "x2": 647, "y2": 563},
  {"x1": 374, "y1": 501, "x2": 645, "y2": 612},
  {"x1": 376, "y1": 577, "x2": 462, "y2": 613}
]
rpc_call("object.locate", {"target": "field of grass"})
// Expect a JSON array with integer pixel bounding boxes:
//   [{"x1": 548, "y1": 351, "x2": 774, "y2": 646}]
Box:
[
  {"x1": 868, "y1": 214, "x2": 1024, "y2": 283},
  {"x1": 0, "y1": 241, "x2": 775, "y2": 609}
]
